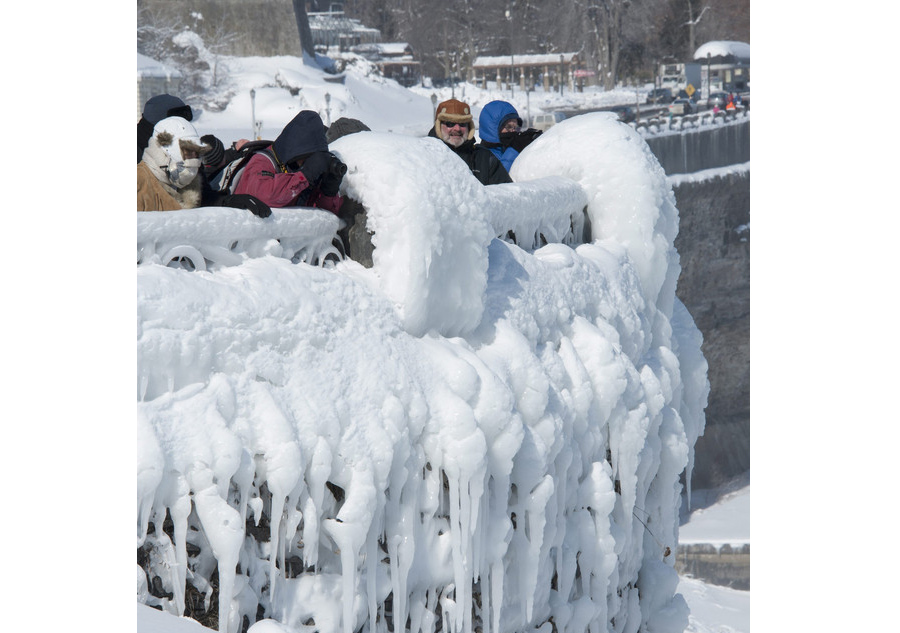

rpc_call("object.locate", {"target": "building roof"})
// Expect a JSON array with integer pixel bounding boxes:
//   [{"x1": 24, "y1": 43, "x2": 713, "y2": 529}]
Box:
[
  {"x1": 472, "y1": 52, "x2": 579, "y2": 68},
  {"x1": 137, "y1": 52, "x2": 181, "y2": 79},
  {"x1": 693, "y1": 41, "x2": 750, "y2": 62}
]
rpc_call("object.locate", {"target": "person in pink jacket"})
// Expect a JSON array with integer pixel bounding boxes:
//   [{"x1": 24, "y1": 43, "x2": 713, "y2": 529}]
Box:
[{"x1": 233, "y1": 110, "x2": 345, "y2": 213}]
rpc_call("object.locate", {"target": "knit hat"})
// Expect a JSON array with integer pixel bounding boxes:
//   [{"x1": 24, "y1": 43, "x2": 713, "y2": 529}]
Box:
[
  {"x1": 434, "y1": 98, "x2": 475, "y2": 140},
  {"x1": 200, "y1": 134, "x2": 226, "y2": 167},
  {"x1": 326, "y1": 117, "x2": 371, "y2": 144}
]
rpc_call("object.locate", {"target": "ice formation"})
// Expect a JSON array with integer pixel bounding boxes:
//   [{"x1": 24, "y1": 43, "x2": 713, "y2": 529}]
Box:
[{"x1": 137, "y1": 113, "x2": 709, "y2": 633}]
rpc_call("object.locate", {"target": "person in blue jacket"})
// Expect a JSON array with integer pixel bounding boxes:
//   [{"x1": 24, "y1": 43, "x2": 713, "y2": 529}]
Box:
[{"x1": 477, "y1": 100, "x2": 543, "y2": 173}]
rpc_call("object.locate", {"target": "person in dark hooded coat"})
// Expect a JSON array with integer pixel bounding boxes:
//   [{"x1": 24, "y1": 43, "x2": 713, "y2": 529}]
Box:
[
  {"x1": 477, "y1": 100, "x2": 542, "y2": 173},
  {"x1": 233, "y1": 110, "x2": 345, "y2": 213},
  {"x1": 427, "y1": 98, "x2": 511, "y2": 186}
]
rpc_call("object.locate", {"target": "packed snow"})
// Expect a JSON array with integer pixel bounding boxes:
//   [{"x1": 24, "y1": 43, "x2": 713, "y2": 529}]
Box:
[{"x1": 132, "y1": 45, "x2": 757, "y2": 633}]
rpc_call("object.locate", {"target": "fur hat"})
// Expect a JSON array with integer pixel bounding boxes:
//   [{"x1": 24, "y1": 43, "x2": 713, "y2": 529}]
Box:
[{"x1": 434, "y1": 98, "x2": 475, "y2": 140}]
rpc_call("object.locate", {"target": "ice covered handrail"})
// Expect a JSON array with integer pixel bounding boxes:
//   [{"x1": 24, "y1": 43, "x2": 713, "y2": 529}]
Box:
[
  {"x1": 484, "y1": 176, "x2": 590, "y2": 250},
  {"x1": 634, "y1": 108, "x2": 748, "y2": 135},
  {"x1": 137, "y1": 206, "x2": 343, "y2": 271}
]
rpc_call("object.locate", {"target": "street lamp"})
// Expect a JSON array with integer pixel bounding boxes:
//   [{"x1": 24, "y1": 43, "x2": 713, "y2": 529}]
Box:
[
  {"x1": 250, "y1": 88, "x2": 257, "y2": 139},
  {"x1": 431, "y1": 93, "x2": 437, "y2": 115},
  {"x1": 325, "y1": 92, "x2": 331, "y2": 126},
  {"x1": 706, "y1": 53, "x2": 711, "y2": 100},
  {"x1": 506, "y1": 3, "x2": 514, "y2": 98}
]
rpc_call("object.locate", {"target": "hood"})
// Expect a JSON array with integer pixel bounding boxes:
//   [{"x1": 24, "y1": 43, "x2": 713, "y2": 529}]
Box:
[
  {"x1": 478, "y1": 100, "x2": 521, "y2": 144},
  {"x1": 142, "y1": 94, "x2": 193, "y2": 125},
  {"x1": 271, "y1": 111, "x2": 329, "y2": 165}
]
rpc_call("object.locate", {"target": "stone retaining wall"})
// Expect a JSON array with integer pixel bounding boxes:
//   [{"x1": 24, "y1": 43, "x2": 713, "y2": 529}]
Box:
[
  {"x1": 645, "y1": 120, "x2": 750, "y2": 175},
  {"x1": 672, "y1": 170, "x2": 750, "y2": 490}
]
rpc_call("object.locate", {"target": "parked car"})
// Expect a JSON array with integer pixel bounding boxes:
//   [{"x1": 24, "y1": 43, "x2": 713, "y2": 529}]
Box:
[
  {"x1": 609, "y1": 105, "x2": 636, "y2": 123},
  {"x1": 532, "y1": 111, "x2": 567, "y2": 131},
  {"x1": 646, "y1": 88, "x2": 673, "y2": 104},
  {"x1": 707, "y1": 92, "x2": 730, "y2": 110},
  {"x1": 668, "y1": 98, "x2": 697, "y2": 115}
]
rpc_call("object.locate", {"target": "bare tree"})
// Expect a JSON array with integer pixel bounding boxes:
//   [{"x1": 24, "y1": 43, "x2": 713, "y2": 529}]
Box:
[
  {"x1": 585, "y1": 0, "x2": 629, "y2": 90},
  {"x1": 683, "y1": 0, "x2": 710, "y2": 56}
]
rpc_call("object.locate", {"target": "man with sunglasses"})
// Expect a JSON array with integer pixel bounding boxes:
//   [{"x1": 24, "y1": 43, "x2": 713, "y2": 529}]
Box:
[{"x1": 427, "y1": 98, "x2": 511, "y2": 186}]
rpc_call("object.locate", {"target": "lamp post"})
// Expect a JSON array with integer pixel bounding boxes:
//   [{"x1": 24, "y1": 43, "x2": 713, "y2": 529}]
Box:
[
  {"x1": 325, "y1": 92, "x2": 331, "y2": 126},
  {"x1": 706, "y1": 52, "x2": 711, "y2": 100},
  {"x1": 559, "y1": 54, "x2": 564, "y2": 95},
  {"x1": 250, "y1": 88, "x2": 257, "y2": 139},
  {"x1": 506, "y1": 3, "x2": 514, "y2": 98},
  {"x1": 431, "y1": 93, "x2": 437, "y2": 115}
]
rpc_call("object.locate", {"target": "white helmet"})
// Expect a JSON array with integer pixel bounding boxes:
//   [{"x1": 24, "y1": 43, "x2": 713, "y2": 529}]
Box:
[{"x1": 143, "y1": 116, "x2": 209, "y2": 189}]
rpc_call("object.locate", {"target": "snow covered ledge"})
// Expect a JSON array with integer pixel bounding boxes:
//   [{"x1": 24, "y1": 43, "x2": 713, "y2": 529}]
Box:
[{"x1": 137, "y1": 114, "x2": 708, "y2": 633}]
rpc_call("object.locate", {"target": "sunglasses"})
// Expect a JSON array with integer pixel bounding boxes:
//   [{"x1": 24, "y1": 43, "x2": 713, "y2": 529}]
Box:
[{"x1": 441, "y1": 121, "x2": 468, "y2": 129}]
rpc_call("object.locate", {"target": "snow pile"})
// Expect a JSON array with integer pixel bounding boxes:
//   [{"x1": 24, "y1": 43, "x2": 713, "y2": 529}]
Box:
[{"x1": 137, "y1": 114, "x2": 709, "y2": 633}]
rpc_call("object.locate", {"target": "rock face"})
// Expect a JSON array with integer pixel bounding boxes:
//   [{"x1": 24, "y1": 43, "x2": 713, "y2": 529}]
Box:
[{"x1": 672, "y1": 171, "x2": 750, "y2": 490}]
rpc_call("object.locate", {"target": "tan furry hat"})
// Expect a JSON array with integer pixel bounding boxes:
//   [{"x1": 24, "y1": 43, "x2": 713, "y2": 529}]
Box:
[{"x1": 434, "y1": 98, "x2": 475, "y2": 140}]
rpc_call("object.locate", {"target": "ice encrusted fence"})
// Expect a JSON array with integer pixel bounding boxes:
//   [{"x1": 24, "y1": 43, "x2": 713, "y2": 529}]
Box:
[
  {"x1": 136, "y1": 176, "x2": 588, "y2": 273},
  {"x1": 137, "y1": 116, "x2": 709, "y2": 633}
]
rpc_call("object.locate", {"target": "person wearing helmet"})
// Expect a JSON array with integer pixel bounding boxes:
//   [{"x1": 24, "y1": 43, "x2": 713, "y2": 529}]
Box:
[
  {"x1": 138, "y1": 117, "x2": 211, "y2": 211},
  {"x1": 137, "y1": 94, "x2": 195, "y2": 164}
]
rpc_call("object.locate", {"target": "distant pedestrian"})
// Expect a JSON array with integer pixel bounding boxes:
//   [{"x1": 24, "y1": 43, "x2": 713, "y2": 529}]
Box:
[
  {"x1": 427, "y1": 98, "x2": 511, "y2": 186},
  {"x1": 476, "y1": 100, "x2": 542, "y2": 173}
]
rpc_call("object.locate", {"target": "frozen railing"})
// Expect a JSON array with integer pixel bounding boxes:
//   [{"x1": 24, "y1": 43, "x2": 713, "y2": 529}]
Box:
[
  {"x1": 485, "y1": 176, "x2": 590, "y2": 250},
  {"x1": 136, "y1": 177, "x2": 591, "y2": 271},
  {"x1": 634, "y1": 107, "x2": 749, "y2": 135},
  {"x1": 137, "y1": 206, "x2": 343, "y2": 271}
]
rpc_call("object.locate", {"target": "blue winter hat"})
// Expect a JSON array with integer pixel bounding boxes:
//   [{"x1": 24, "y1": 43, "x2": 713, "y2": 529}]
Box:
[{"x1": 478, "y1": 100, "x2": 521, "y2": 144}]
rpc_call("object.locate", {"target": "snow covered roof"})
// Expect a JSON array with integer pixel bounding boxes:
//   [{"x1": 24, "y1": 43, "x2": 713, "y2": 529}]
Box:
[
  {"x1": 473, "y1": 52, "x2": 579, "y2": 68},
  {"x1": 350, "y1": 42, "x2": 413, "y2": 59},
  {"x1": 693, "y1": 41, "x2": 750, "y2": 62},
  {"x1": 137, "y1": 52, "x2": 181, "y2": 79}
]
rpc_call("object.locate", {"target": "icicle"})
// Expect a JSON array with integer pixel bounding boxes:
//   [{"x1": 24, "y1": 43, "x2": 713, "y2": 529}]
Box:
[{"x1": 192, "y1": 483, "x2": 244, "y2": 633}]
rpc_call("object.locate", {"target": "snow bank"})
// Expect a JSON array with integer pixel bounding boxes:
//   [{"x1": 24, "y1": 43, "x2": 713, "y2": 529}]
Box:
[{"x1": 137, "y1": 114, "x2": 708, "y2": 633}]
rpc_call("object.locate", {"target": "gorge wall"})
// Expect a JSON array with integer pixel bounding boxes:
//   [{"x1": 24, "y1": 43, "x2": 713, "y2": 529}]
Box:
[{"x1": 670, "y1": 169, "x2": 750, "y2": 490}]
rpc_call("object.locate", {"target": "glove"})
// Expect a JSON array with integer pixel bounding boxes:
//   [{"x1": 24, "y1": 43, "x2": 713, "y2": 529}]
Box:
[
  {"x1": 221, "y1": 194, "x2": 272, "y2": 218},
  {"x1": 200, "y1": 135, "x2": 226, "y2": 168},
  {"x1": 320, "y1": 157, "x2": 347, "y2": 196},
  {"x1": 508, "y1": 128, "x2": 542, "y2": 153},
  {"x1": 299, "y1": 151, "x2": 332, "y2": 186}
]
